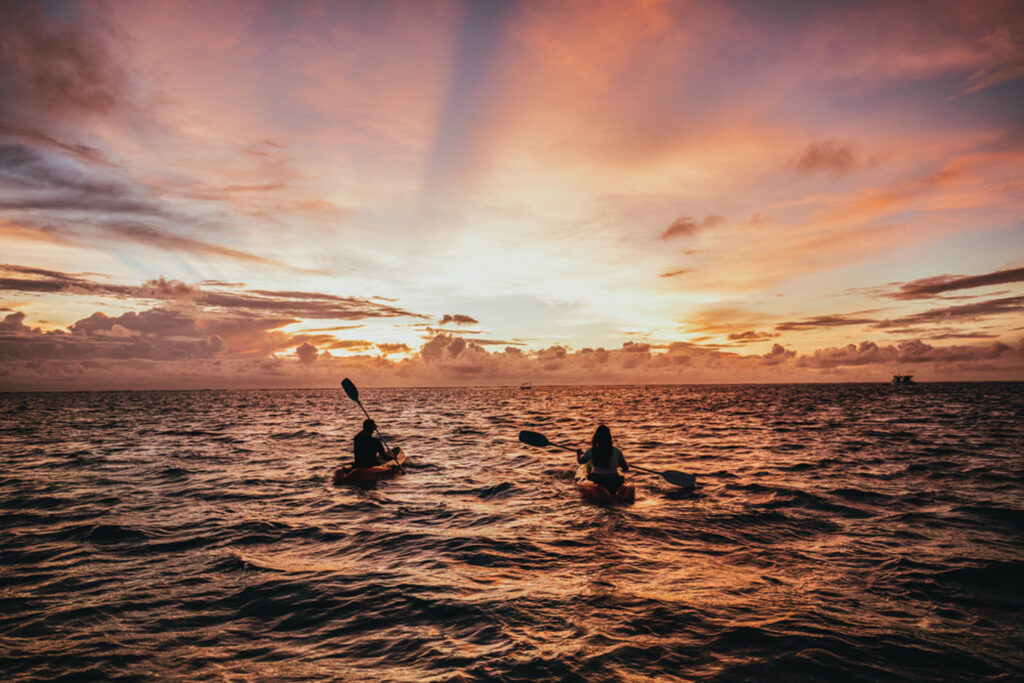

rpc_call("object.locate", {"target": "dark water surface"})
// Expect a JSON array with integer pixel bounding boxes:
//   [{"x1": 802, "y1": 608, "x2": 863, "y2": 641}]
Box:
[{"x1": 2, "y1": 383, "x2": 1022, "y2": 681}]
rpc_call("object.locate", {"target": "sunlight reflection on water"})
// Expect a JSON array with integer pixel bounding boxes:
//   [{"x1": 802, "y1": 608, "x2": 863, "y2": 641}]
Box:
[{"x1": 1, "y1": 383, "x2": 1022, "y2": 680}]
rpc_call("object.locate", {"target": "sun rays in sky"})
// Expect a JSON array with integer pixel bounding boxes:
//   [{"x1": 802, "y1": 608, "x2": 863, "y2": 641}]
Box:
[{"x1": 1, "y1": 0, "x2": 1022, "y2": 389}]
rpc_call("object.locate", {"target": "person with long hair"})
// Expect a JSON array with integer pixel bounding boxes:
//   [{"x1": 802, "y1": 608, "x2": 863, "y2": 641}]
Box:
[{"x1": 576, "y1": 424, "x2": 630, "y2": 494}]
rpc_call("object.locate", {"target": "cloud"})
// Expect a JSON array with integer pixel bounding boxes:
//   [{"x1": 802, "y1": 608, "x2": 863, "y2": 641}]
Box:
[
  {"x1": 728, "y1": 330, "x2": 776, "y2": 343},
  {"x1": 0, "y1": 311, "x2": 34, "y2": 332},
  {"x1": 873, "y1": 295, "x2": 1024, "y2": 329},
  {"x1": 420, "y1": 333, "x2": 470, "y2": 361},
  {"x1": 796, "y1": 338, "x2": 1018, "y2": 370},
  {"x1": 772, "y1": 295, "x2": 1024, "y2": 338},
  {"x1": 0, "y1": 2, "x2": 127, "y2": 121},
  {"x1": 3, "y1": 321, "x2": 1023, "y2": 390},
  {"x1": 328, "y1": 340, "x2": 376, "y2": 352},
  {"x1": 0, "y1": 122, "x2": 111, "y2": 165},
  {"x1": 659, "y1": 269, "x2": 693, "y2": 278},
  {"x1": 69, "y1": 308, "x2": 198, "y2": 338},
  {"x1": 787, "y1": 139, "x2": 859, "y2": 177},
  {"x1": 473, "y1": 338, "x2": 526, "y2": 347},
  {"x1": 0, "y1": 302, "x2": 368, "y2": 364},
  {"x1": 886, "y1": 266, "x2": 1024, "y2": 300},
  {"x1": 0, "y1": 143, "x2": 129, "y2": 199},
  {"x1": 200, "y1": 289, "x2": 424, "y2": 321},
  {"x1": 924, "y1": 331, "x2": 999, "y2": 340},
  {"x1": 377, "y1": 342, "x2": 411, "y2": 354},
  {"x1": 438, "y1": 313, "x2": 479, "y2": 325},
  {"x1": 0, "y1": 306, "x2": 226, "y2": 362},
  {"x1": 0, "y1": 264, "x2": 428, "y2": 321},
  {"x1": 0, "y1": 143, "x2": 296, "y2": 268},
  {"x1": 660, "y1": 215, "x2": 724, "y2": 240},
  {"x1": 761, "y1": 343, "x2": 795, "y2": 365},
  {"x1": 661, "y1": 217, "x2": 699, "y2": 240},
  {"x1": 775, "y1": 314, "x2": 879, "y2": 332},
  {"x1": 100, "y1": 222, "x2": 287, "y2": 267},
  {"x1": 295, "y1": 342, "x2": 318, "y2": 364},
  {"x1": 957, "y1": 25, "x2": 1024, "y2": 96}
]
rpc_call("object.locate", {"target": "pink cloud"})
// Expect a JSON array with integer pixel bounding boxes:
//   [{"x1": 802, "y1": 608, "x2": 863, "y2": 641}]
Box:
[
  {"x1": 3, "y1": 326, "x2": 1022, "y2": 391},
  {"x1": 660, "y1": 215, "x2": 724, "y2": 240},
  {"x1": 796, "y1": 338, "x2": 1018, "y2": 370},
  {"x1": 788, "y1": 140, "x2": 860, "y2": 177},
  {"x1": 0, "y1": 265, "x2": 428, "y2": 321},
  {"x1": 295, "y1": 342, "x2": 318, "y2": 365},
  {"x1": 728, "y1": 330, "x2": 777, "y2": 343},
  {"x1": 761, "y1": 343, "x2": 795, "y2": 366},
  {"x1": 0, "y1": 2, "x2": 128, "y2": 122},
  {"x1": 886, "y1": 266, "x2": 1024, "y2": 300},
  {"x1": 438, "y1": 314, "x2": 479, "y2": 326}
]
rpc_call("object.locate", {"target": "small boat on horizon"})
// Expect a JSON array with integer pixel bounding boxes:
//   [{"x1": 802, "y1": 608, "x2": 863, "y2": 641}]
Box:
[
  {"x1": 892, "y1": 374, "x2": 914, "y2": 385},
  {"x1": 520, "y1": 382, "x2": 532, "y2": 390}
]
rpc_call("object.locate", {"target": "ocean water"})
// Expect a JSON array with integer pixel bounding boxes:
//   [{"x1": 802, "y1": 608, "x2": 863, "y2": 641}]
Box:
[{"x1": 1, "y1": 383, "x2": 1022, "y2": 681}]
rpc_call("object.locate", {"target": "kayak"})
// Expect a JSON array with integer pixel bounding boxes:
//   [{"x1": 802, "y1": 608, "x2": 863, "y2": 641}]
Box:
[
  {"x1": 574, "y1": 463, "x2": 636, "y2": 504},
  {"x1": 333, "y1": 449, "x2": 406, "y2": 485}
]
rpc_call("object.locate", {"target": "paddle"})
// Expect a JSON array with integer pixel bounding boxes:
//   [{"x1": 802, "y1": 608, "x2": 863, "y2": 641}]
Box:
[
  {"x1": 341, "y1": 378, "x2": 404, "y2": 473},
  {"x1": 518, "y1": 429, "x2": 695, "y2": 488}
]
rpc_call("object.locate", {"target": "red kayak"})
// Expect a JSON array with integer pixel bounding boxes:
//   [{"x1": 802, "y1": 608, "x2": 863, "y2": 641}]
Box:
[
  {"x1": 574, "y1": 463, "x2": 636, "y2": 504},
  {"x1": 333, "y1": 449, "x2": 406, "y2": 485}
]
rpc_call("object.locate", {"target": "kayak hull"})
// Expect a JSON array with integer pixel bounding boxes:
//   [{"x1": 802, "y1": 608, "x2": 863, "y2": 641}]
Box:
[
  {"x1": 333, "y1": 449, "x2": 406, "y2": 485},
  {"x1": 574, "y1": 463, "x2": 635, "y2": 504}
]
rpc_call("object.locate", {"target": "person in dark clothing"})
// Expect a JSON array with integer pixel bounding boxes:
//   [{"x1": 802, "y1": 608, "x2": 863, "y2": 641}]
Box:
[
  {"x1": 576, "y1": 424, "x2": 629, "y2": 493},
  {"x1": 353, "y1": 419, "x2": 389, "y2": 468}
]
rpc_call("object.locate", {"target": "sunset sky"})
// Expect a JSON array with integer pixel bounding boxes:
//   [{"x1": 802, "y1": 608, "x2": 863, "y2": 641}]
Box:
[{"x1": 1, "y1": 0, "x2": 1022, "y2": 390}]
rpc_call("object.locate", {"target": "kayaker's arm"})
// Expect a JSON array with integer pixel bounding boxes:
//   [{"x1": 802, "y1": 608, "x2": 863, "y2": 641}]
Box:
[
  {"x1": 375, "y1": 438, "x2": 389, "y2": 464},
  {"x1": 576, "y1": 448, "x2": 588, "y2": 464}
]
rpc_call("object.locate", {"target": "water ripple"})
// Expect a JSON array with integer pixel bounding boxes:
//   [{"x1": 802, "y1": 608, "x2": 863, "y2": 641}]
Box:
[{"x1": 1, "y1": 383, "x2": 1022, "y2": 680}]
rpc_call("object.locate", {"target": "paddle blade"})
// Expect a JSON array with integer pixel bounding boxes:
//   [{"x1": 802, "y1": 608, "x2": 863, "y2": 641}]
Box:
[
  {"x1": 518, "y1": 430, "x2": 550, "y2": 448},
  {"x1": 341, "y1": 378, "x2": 359, "y2": 402},
  {"x1": 662, "y1": 470, "x2": 696, "y2": 489}
]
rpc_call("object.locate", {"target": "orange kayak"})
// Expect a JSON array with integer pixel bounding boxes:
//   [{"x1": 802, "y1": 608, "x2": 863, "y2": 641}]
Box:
[
  {"x1": 574, "y1": 463, "x2": 635, "y2": 504},
  {"x1": 333, "y1": 449, "x2": 406, "y2": 485}
]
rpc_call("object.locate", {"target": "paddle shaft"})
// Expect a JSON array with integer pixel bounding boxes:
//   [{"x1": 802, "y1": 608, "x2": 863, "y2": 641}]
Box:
[{"x1": 520, "y1": 430, "x2": 693, "y2": 488}]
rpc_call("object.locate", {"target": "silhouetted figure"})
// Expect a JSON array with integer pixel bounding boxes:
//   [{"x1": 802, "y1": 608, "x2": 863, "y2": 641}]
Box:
[
  {"x1": 353, "y1": 419, "x2": 388, "y2": 468},
  {"x1": 577, "y1": 424, "x2": 630, "y2": 494}
]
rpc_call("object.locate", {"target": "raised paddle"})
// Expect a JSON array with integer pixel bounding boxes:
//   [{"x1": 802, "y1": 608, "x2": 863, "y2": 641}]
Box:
[
  {"x1": 518, "y1": 429, "x2": 695, "y2": 489},
  {"x1": 342, "y1": 378, "x2": 404, "y2": 473}
]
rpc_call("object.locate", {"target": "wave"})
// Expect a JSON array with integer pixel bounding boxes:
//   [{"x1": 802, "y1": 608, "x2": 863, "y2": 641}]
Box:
[
  {"x1": 2, "y1": 383, "x2": 1023, "y2": 681},
  {"x1": 267, "y1": 429, "x2": 323, "y2": 440}
]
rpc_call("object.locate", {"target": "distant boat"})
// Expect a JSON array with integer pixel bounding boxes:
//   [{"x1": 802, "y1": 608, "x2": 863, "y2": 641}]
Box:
[
  {"x1": 520, "y1": 382, "x2": 532, "y2": 390},
  {"x1": 892, "y1": 374, "x2": 914, "y2": 385}
]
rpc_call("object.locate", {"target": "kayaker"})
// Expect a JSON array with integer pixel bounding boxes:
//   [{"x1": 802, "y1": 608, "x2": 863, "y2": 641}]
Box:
[
  {"x1": 353, "y1": 419, "x2": 389, "y2": 468},
  {"x1": 576, "y1": 424, "x2": 629, "y2": 494}
]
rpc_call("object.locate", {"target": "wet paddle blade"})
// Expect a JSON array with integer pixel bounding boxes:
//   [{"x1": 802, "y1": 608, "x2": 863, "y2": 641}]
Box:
[
  {"x1": 518, "y1": 430, "x2": 550, "y2": 448},
  {"x1": 341, "y1": 378, "x2": 359, "y2": 402},
  {"x1": 662, "y1": 470, "x2": 696, "y2": 488}
]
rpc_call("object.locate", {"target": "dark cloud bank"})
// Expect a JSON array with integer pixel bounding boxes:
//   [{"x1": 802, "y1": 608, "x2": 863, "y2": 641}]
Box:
[{"x1": 2, "y1": 264, "x2": 1022, "y2": 390}]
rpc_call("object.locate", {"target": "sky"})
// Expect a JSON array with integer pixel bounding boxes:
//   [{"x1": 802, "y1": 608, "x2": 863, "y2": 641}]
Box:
[{"x1": 1, "y1": 0, "x2": 1022, "y2": 390}]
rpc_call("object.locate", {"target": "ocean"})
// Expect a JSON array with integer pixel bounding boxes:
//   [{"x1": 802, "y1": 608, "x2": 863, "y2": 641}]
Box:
[{"x1": 1, "y1": 383, "x2": 1022, "y2": 681}]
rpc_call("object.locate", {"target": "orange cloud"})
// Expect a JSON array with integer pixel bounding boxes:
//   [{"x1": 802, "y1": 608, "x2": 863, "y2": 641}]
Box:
[{"x1": 3, "y1": 328, "x2": 1021, "y2": 391}]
